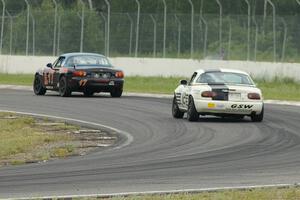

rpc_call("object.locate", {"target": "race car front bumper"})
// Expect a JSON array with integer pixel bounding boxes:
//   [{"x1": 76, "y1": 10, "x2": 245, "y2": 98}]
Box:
[{"x1": 194, "y1": 99, "x2": 264, "y2": 115}]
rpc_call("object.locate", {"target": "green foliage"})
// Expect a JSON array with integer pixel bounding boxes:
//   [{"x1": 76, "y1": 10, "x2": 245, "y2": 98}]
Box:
[{"x1": 1, "y1": 0, "x2": 300, "y2": 62}]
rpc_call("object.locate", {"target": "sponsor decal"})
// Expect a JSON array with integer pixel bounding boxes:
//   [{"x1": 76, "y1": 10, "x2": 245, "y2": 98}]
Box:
[
  {"x1": 225, "y1": 109, "x2": 251, "y2": 113},
  {"x1": 207, "y1": 103, "x2": 225, "y2": 109},
  {"x1": 43, "y1": 70, "x2": 55, "y2": 86},
  {"x1": 208, "y1": 103, "x2": 215, "y2": 108},
  {"x1": 231, "y1": 104, "x2": 254, "y2": 109},
  {"x1": 216, "y1": 104, "x2": 225, "y2": 109},
  {"x1": 79, "y1": 79, "x2": 88, "y2": 87}
]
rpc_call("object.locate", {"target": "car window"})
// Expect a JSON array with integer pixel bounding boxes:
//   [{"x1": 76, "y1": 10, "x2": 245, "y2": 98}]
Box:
[
  {"x1": 197, "y1": 72, "x2": 254, "y2": 85},
  {"x1": 53, "y1": 57, "x2": 65, "y2": 68},
  {"x1": 65, "y1": 55, "x2": 111, "y2": 67},
  {"x1": 189, "y1": 72, "x2": 197, "y2": 85}
]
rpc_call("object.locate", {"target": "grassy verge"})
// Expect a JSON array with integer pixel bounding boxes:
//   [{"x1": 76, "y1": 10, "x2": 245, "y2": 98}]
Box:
[
  {"x1": 256, "y1": 77, "x2": 300, "y2": 101},
  {"x1": 0, "y1": 112, "x2": 116, "y2": 166},
  {"x1": 74, "y1": 186, "x2": 300, "y2": 200},
  {"x1": 0, "y1": 74, "x2": 299, "y2": 101},
  {"x1": 0, "y1": 73, "x2": 33, "y2": 86},
  {"x1": 0, "y1": 112, "x2": 76, "y2": 166},
  {"x1": 124, "y1": 76, "x2": 186, "y2": 94}
]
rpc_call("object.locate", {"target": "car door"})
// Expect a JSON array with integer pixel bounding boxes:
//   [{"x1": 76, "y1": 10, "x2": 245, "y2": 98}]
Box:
[
  {"x1": 43, "y1": 63, "x2": 55, "y2": 88},
  {"x1": 181, "y1": 72, "x2": 197, "y2": 108},
  {"x1": 52, "y1": 56, "x2": 65, "y2": 88}
]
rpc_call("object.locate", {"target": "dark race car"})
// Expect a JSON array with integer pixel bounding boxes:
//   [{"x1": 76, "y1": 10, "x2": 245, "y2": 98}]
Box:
[{"x1": 33, "y1": 53, "x2": 124, "y2": 97}]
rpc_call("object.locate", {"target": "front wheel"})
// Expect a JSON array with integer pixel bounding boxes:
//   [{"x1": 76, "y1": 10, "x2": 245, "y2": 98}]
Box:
[
  {"x1": 186, "y1": 96, "x2": 199, "y2": 122},
  {"x1": 110, "y1": 88, "x2": 122, "y2": 98},
  {"x1": 33, "y1": 75, "x2": 46, "y2": 95},
  {"x1": 59, "y1": 76, "x2": 71, "y2": 97},
  {"x1": 251, "y1": 106, "x2": 264, "y2": 122},
  {"x1": 172, "y1": 96, "x2": 184, "y2": 118}
]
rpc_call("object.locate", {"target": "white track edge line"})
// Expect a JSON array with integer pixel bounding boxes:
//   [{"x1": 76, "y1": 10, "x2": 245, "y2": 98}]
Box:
[
  {"x1": 0, "y1": 109, "x2": 133, "y2": 150},
  {"x1": 6, "y1": 183, "x2": 299, "y2": 200}
]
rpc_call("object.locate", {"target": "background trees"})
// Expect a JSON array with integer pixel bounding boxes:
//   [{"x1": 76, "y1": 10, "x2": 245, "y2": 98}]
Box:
[{"x1": 1, "y1": 0, "x2": 300, "y2": 62}]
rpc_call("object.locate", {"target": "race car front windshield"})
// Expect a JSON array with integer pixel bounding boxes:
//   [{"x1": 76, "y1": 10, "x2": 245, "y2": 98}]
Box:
[
  {"x1": 197, "y1": 72, "x2": 254, "y2": 85},
  {"x1": 65, "y1": 55, "x2": 112, "y2": 67}
]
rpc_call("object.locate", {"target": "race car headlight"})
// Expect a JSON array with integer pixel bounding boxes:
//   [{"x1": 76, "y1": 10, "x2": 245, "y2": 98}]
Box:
[
  {"x1": 73, "y1": 70, "x2": 87, "y2": 77},
  {"x1": 248, "y1": 93, "x2": 261, "y2": 100}
]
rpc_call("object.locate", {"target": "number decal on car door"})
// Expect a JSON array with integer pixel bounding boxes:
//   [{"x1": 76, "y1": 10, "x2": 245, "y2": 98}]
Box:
[{"x1": 43, "y1": 71, "x2": 54, "y2": 86}]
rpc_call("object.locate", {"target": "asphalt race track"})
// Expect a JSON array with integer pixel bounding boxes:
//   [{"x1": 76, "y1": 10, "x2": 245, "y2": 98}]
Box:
[{"x1": 0, "y1": 89, "x2": 300, "y2": 198}]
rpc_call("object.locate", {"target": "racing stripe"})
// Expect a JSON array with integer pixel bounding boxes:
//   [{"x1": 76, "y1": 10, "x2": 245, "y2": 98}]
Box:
[{"x1": 209, "y1": 84, "x2": 229, "y2": 101}]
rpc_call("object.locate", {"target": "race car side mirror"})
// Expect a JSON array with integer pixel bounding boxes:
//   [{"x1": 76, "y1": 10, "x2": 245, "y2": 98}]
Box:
[
  {"x1": 180, "y1": 80, "x2": 188, "y2": 85},
  {"x1": 46, "y1": 63, "x2": 53, "y2": 68}
]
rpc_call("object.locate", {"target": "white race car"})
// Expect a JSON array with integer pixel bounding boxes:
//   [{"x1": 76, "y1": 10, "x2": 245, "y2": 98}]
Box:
[{"x1": 172, "y1": 69, "x2": 264, "y2": 122}]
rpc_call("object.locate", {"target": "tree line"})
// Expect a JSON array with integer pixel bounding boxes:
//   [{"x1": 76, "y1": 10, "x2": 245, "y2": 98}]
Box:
[
  {"x1": 1, "y1": 0, "x2": 300, "y2": 62},
  {"x1": 4, "y1": 0, "x2": 300, "y2": 15}
]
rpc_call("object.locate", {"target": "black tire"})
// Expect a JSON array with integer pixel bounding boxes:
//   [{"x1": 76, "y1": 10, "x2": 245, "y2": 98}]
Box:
[
  {"x1": 59, "y1": 76, "x2": 71, "y2": 97},
  {"x1": 172, "y1": 96, "x2": 184, "y2": 118},
  {"x1": 33, "y1": 75, "x2": 46, "y2": 95},
  {"x1": 83, "y1": 90, "x2": 94, "y2": 97},
  {"x1": 186, "y1": 96, "x2": 199, "y2": 122},
  {"x1": 110, "y1": 88, "x2": 122, "y2": 98},
  {"x1": 251, "y1": 106, "x2": 264, "y2": 122}
]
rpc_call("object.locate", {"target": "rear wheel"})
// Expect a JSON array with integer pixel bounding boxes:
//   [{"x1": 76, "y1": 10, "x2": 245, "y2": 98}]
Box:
[
  {"x1": 172, "y1": 96, "x2": 184, "y2": 118},
  {"x1": 110, "y1": 88, "x2": 122, "y2": 98},
  {"x1": 186, "y1": 96, "x2": 199, "y2": 122},
  {"x1": 59, "y1": 76, "x2": 71, "y2": 97},
  {"x1": 33, "y1": 75, "x2": 46, "y2": 95},
  {"x1": 251, "y1": 106, "x2": 264, "y2": 122}
]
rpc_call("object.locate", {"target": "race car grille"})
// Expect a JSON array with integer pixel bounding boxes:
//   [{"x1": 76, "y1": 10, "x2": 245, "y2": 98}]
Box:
[{"x1": 91, "y1": 72, "x2": 111, "y2": 79}]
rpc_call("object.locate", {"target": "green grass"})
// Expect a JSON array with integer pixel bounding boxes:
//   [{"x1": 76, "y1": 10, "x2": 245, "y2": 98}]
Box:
[
  {"x1": 74, "y1": 187, "x2": 300, "y2": 200},
  {"x1": 0, "y1": 73, "x2": 33, "y2": 86},
  {"x1": 124, "y1": 76, "x2": 185, "y2": 94},
  {"x1": 0, "y1": 74, "x2": 299, "y2": 101},
  {"x1": 0, "y1": 112, "x2": 75, "y2": 165},
  {"x1": 257, "y1": 77, "x2": 300, "y2": 101}
]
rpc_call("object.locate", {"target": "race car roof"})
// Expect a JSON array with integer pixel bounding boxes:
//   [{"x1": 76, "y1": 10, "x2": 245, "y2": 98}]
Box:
[
  {"x1": 60, "y1": 52, "x2": 106, "y2": 58},
  {"x1": 195, "y1": 68, "x2": 250, "y2": 76}
]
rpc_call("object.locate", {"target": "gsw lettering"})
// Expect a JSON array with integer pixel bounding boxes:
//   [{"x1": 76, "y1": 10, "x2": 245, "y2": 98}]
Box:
[{"x1": 231, "y1": 104, "x2": 253, "y2": 109}]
